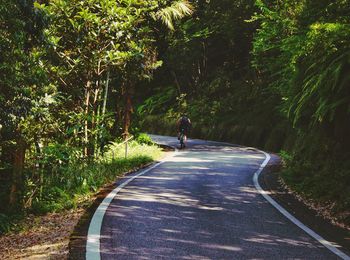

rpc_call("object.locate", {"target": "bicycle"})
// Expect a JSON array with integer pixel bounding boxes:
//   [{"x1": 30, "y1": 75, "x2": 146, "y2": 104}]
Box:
[{"x1": 179, "y1": 128, "x2": 185, "y2": 149}]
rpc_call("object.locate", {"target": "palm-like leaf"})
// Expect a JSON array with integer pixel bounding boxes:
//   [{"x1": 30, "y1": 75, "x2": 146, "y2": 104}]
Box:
[{"x1": 156, "y1": 0, "x2": 193, "y2": 30}]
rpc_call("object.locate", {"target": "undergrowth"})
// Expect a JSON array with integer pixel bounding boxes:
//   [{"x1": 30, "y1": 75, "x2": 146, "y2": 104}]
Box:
[
  {"x1": 0, "y1": 137, "x2": 162, "y2": 234},
  {"x1": 279, "y1": 138, "x2": 350, "y2": 226}
]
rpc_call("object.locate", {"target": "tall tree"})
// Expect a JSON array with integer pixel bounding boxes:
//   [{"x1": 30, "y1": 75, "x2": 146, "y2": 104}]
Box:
[{"x1": 0, "y1": 0, "x2": 47, "y2": 209}]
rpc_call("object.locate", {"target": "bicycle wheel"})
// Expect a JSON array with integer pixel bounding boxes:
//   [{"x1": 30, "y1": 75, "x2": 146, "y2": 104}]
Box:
[{"x1": 179, "y1": 134, "x2": 184, "y2": 149}]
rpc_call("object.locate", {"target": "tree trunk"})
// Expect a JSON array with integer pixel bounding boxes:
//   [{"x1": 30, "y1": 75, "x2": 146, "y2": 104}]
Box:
[
  {"x1": 90, "y1": 86, "x2": 100, "y2": 157},
  {"x1": 102, "y1": 69, "x2": 110, "y2": 117},
  {"x1": 9, "y1": 138, "x2": 26, "y2": 209},
  {"x1": 113, "y1": 101, "x2": 123, "y2": 136},
  {"x1": 84, "y1": 81, "x2": 91, "y2": 157},
  {"x1": 34, "y1": 138, "x2": 42, "y2": 169},
  {"x1": 34, "y1": 138, "x2": 44, "y2": 199},
  {"x1": 171, "y1": 70, "x2": 182, "y2": 95},
  {"x1": 94, "y1": 86, "x2": 101, "y2": 157},
  {"x1": 0, "y1": 141, "x2": 14, "y2": 212},
  {"x1": 202, "y1": 41, "x2": 207, "y2": 75},
  {"x1": 123, "y1": 82, "x2": 134, "y2": 139},
  {"x1": 99, "y1": 70, "x2": 110, "y2": 152}
]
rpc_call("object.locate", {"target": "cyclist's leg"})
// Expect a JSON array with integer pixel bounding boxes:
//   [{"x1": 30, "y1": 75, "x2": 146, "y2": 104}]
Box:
[
  {"x1": 179, "y1": 129, "x2": 185, "y2": 148},
  {"x1": 183, "y1": 129, "x2": 187, "y2": 147},
  {"x1": 179, "y1": 133, "x2": 184, "y2": 148}
]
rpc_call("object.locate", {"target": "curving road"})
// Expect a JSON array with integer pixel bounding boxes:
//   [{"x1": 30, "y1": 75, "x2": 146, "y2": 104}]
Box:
[{"x1": 91, "y1": 135, "x2": 345, "y2": 259}]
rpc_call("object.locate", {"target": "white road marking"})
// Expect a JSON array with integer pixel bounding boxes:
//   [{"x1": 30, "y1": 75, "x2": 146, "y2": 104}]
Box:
[
  {"x1": 86, "y1": 151, "x2": 177, "y2": 260},
  {"x1": 254, "y1": 150, "x2": 350, "y2": 260}
]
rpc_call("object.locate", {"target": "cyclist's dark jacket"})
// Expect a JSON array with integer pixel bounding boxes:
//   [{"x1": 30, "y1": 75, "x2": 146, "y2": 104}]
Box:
[{"x1": 178, "y1": 116, "x2": 191, "y2": 134}]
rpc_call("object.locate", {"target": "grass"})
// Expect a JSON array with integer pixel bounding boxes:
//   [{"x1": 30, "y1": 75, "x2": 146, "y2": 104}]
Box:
[{"x1": 0, "y1": 139, "x2": 163, "y2": 234}]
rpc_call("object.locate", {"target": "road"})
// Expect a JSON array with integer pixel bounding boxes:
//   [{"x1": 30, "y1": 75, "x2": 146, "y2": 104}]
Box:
[{"x1": 93, "y1": 135, "x2": 343, "y2": 259}]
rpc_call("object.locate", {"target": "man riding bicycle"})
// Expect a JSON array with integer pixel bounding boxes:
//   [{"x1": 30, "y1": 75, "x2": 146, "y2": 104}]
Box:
[{"x1": 177, "y1": 114, "x2": 192, "y2": 148}]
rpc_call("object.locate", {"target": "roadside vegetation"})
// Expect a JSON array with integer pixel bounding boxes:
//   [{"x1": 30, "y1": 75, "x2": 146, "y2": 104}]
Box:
[
  {"x1": 0, "y1": 135, "x2": 162, "y2": 234},
  {"x1": 0, "y1": 0, "x2": 188, "y2": 235}
]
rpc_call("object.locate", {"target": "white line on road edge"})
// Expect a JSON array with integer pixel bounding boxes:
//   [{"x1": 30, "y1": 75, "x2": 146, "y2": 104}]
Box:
[
  {"x1": 86, "y1": 151, "x2": 177, "y2": 260},
  {"x1": 254, "y1": 151, "x2": 350, "y2": 260}
]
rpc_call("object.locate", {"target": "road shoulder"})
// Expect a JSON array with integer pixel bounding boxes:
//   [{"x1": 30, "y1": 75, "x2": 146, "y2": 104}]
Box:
[
  {"x1": 69, "y1": 148, "x2": 173, "y2": 260},
  {"x1": 259, "y1": 153, "x2": 350, "y2": 255}
]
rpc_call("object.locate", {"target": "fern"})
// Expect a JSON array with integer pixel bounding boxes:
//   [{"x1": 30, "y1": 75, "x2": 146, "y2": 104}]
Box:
[{"x1": 156, "y1": 0, "x2": 193, "y2": 30}]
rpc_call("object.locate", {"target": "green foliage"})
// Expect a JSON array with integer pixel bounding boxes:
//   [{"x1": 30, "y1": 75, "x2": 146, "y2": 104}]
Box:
[
  {"x1": 289, "y1": 23, "x2": 350, "y2": 127},
  {"x1": 137, "y1": 86, "x2": 177, "y2": 116},
  {"x1": 1, "y1": 140, "x2": 162, "y2": 233},
  {"x1": 33, "y1": 140, "x2": 160, "y2": 211},
  {"x1": 0, "y1": 212, "x2": 26, "y2": 234},
  {"x1": 252, "y1": 0, "x2": 350, "y2": 129},
  {"x1": 0, "y1": 214, "x2": 12, "y2": 234},
  {"x1": 136, "y1": 133, "x2": 155, "y2": 146},
  {"x1": 0, "y1": 0, "x2": 48, "y2": 137},
  {"x1": 104, "y1": 140, "x2": 161, "y2": 160},
  {"x1": 31, "y1": 187, "x2": 74, "y2": 214},
  {"x1": 281, "y1": 135, "x2": 350, "y2": 225},
  {"x1": 156, "y1": 0, "x2": 193, "y2": 30}
]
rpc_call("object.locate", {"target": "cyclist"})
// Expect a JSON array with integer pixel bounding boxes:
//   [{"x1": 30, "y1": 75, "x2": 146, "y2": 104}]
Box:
[{"x1": 177, "y1": 114, "x2": 192, "y2": 147}]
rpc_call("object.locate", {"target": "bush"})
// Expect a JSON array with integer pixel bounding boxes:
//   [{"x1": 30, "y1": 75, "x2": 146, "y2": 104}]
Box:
[
  {"x1": 0, "y1": 213, "x2": 12, "y2": 234},
  {"x1": 31, "y1": 187, "x2": 75, "y2": 214},
  {"x1": 279, "y1": 131, "x2": 350, "y2": 225},
  {"x1": 0, "y1": 139, "x2": 163, "y2": 235},
  {"x1": 0, "y1": 213, "x2": 24, "y2": 235},
  {"x1": 136, "y1": 133, "x2": 154, "y2": 145}
]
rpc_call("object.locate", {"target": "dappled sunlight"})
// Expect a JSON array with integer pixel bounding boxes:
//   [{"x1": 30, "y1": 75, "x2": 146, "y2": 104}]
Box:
[
  {"x1": 215, "y1": 154, "x2": 265, "y2": 160},
  {"x1": 10, "y1": 241, "x2": 67, "y2": 260},
  {"x1": 161, "y1": 229, "x2": 182, "y2": 234},
  {"x1": 198, "y1": 205, "x2": 224, "y2": 211},
  {"x1": 265, "y1": 220, "x2": 286, "y2": 225},
  {"x1": 204, "y1": 171, "x2": 238, "y2": 177},
  {"x1": 163, "y1": 152, "x2": 263, "y2": 170},
  {"x1": 203, "y1": 244, "x2": 242, "y2": 252},
  {"x1": 244, "y1": 234, "x2": 316, "y2": 247},
  {"x1": 149, "y1": 164, "x2": 243, "y2": 178},
  {"x1": 223, "y1": 194, "x2": 256, "y2": 205},
  {"x1": 106, "y1": 204, "x2": 143, "y2": 218},
  {"x1": 171, "y1": 156, "x2": 214, "y2": 163},
  {"x1": 185, "y1": 165, "x2": 211, "y2": 170},
  {"x1": 138, "y1": 175, "x2": 182, "y2": 181},
  {"x1": 165, "y1": 238, "x2": 199, "y2": 245},
  {"x1": 100, "y1": 180, "x2": 331, "y2": 259},
  {"x1": 117, "y1": 189, "x2": 226, "y2": 212},
  {"x1": 239, "y1": 187, "x2": 261, "y2": 194},
  {"x1": 98, "y1": 137, "x2": 335, "y2": 259}
]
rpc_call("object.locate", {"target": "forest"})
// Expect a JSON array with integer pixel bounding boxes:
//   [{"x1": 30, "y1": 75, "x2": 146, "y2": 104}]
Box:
[{"x1": 0, "y1": 0, "x2": 349, "y2": 233}]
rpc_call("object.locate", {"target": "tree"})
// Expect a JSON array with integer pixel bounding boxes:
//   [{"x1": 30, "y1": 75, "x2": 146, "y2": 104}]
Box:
[
  {"x1": 41, "y1": 0, "x2": 193, "y2": 143},
  {"x1": 0, "y1": 0, "x2": 47, "y2": 209}
]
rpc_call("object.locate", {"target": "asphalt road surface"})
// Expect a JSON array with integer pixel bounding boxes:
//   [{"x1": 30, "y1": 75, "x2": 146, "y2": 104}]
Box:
[{"x1": 98, "y1": 135, "x2": 341, "y2": 259}]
